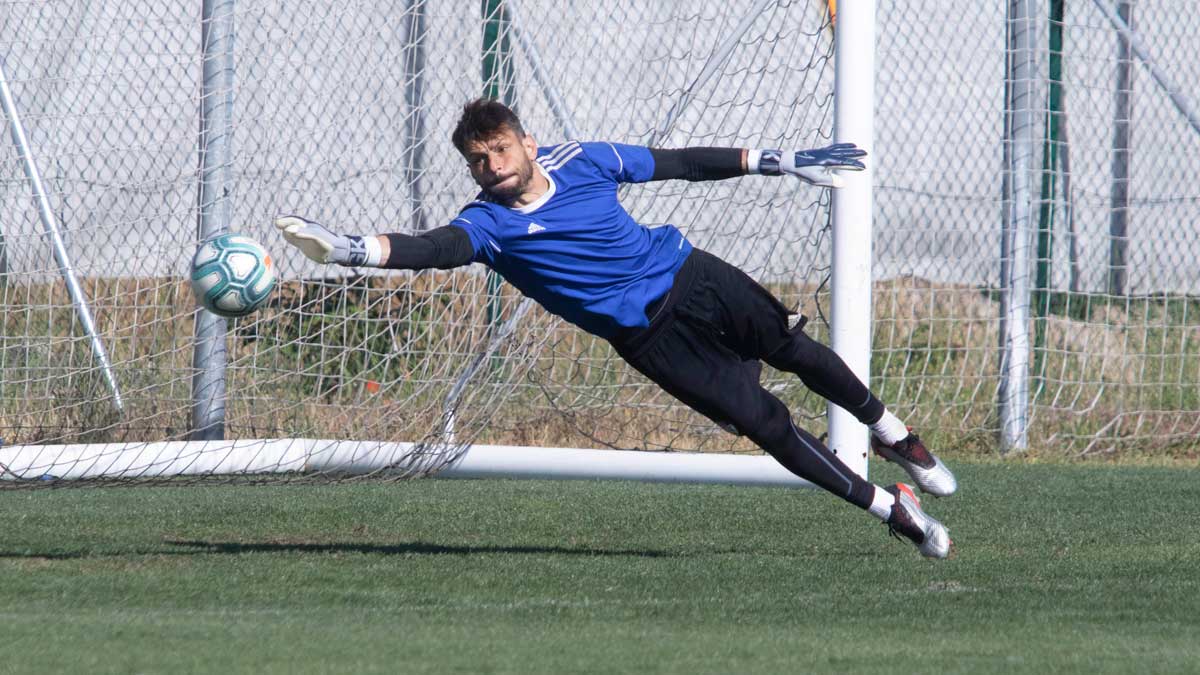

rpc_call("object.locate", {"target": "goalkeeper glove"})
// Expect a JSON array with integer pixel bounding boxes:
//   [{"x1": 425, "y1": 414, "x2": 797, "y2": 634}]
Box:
[
  {"x1": 274, "y1": 215, "x2": 382, "y2": 266},
  {"x1": 749, "y1": 142, "x2": 867, "y2": 188}
]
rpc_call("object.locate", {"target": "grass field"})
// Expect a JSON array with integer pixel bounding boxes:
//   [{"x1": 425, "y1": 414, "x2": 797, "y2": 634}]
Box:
[{"x1": 2, "y1": 460, "x2": 1198, "y2": 674}]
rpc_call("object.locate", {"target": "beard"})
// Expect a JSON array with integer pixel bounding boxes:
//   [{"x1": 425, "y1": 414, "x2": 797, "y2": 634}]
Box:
[{"x1": 483, "y1": 160, "x2": 535, "y2": 202}]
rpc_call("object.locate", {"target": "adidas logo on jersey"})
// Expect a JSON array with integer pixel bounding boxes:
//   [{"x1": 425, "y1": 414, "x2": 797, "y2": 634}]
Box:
[{"x1": 527, "y1": 223, "x2": 546, "y2": 235}]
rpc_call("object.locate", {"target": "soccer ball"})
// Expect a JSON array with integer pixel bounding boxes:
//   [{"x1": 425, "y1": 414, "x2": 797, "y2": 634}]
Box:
[{"x1": 190, "y1": 233, "x2": 276, "y2": 318}]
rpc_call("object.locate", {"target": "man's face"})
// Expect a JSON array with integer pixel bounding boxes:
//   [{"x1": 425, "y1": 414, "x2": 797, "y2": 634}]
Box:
[{"x1": 462, "y1": 127, "x2": 538, "y2": 201}]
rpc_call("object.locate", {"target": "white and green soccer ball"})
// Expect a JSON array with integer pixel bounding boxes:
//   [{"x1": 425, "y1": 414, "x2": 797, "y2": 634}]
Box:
[{"x1": 190, "y1": 233, "x2": 276, "y2": 318}]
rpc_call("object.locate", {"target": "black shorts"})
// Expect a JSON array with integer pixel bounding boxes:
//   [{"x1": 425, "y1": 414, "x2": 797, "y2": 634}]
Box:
[{"x1": 609, "y1": 248, "x2": 805, "y2": 432}]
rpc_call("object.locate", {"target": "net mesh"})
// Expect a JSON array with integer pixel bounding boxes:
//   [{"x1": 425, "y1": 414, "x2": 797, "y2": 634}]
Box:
[
  {"x1": 0, "y1": 0, "x2": 1197, "y2": 485},
  {"x1": 872, "y1": 0, "x2": 1200, "y2": 456}
]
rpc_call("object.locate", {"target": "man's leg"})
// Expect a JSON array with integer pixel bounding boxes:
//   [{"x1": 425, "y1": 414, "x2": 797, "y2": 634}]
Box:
[
  {"x1": 619, "y1": 322, "x2": 873, "y2": 508},
  {"x1": 615, "y1": 315, "x2": 952, "y2": 558},
  {"x1": 762, "y1": 327, "x2": 885, "y2": 425},
  {"x1": 763, "y1": 331, "x2": 958, "y2": 497},
  {"x1": 679, "y1": 250, "x2": 958, "y2": 497},
  {"x1": 675, "y1": 251, "x2": 889, "y2": 427}
]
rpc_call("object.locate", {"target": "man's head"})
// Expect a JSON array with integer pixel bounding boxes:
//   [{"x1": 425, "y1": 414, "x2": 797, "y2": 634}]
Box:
[{"x1": 452, "y1": 98, "x2": 538, "y2": 202}]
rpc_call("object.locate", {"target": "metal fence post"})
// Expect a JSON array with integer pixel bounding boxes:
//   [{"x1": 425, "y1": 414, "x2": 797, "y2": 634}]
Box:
[
  {"x1": 403, "y1": 0, "x2": 428, "y2": 232},
  {"x1": 191, "y1": 0, "x2": 236, "y2": 441},
  {"x1": 999, "y1": 0, "x2": 1035, "y2": 452}
]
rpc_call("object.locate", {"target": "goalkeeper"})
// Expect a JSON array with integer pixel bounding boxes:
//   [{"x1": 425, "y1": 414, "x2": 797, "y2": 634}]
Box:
[{"x1": 276, "y1": 98, "x2": 958, "y2": 558}]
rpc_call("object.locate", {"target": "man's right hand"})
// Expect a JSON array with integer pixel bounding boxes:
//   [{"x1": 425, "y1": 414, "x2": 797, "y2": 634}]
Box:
[{"x1": 275, "y1": 215, "x2": 369, "y2": 265}]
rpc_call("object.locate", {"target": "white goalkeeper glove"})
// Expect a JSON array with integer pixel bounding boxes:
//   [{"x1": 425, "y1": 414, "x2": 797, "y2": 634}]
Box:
[
  {"x1": 749, "y1": 142, "x2": 867, "y2": 188},
  {"x1": 274, "y1": 215, "x2": 382, "y2": 266}
]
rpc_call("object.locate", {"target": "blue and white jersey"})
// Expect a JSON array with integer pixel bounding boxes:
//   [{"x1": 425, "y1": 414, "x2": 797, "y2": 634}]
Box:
[{"x1": 451, "y1": 141, "x2": 692, "y2": 339}]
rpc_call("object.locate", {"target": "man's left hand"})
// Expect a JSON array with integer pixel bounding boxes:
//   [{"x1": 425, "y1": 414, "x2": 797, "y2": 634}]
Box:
[{"x1": 784, "y1": 143, "x2": 867, "y2": 188}]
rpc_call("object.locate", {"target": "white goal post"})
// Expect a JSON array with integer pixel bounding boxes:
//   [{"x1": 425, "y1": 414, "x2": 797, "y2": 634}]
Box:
[
  {"x1": 0, "y1": 439, "x2": 810, "y2": 488},
  {"x1": 827, "y1": 0, "x2": 875, "y2": 478}
]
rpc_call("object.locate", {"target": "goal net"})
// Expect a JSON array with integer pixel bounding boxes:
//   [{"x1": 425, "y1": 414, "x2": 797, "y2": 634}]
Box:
[
  {"x1": 0, "y1": 0, "x2": 840, "y2": 483},
  {"x1": 1, "y1": 1, "x2": 1198, "y2": 485}
]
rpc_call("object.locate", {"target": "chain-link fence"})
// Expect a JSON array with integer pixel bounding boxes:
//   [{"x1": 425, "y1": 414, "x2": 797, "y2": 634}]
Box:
[{"x1": 872, "y1": 0, "x2": 1200, "y2": 456}]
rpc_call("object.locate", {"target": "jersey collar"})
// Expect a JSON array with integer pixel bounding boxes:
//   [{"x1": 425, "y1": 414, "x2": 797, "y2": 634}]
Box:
[{"x1": 509, "y1": 162, "x2": 556, "y2": 214}]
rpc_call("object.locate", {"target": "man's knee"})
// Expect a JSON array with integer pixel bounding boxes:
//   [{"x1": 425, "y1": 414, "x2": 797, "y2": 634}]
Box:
[{"x1": 721, "y1": 392, "x2": 793, "y2": 446}]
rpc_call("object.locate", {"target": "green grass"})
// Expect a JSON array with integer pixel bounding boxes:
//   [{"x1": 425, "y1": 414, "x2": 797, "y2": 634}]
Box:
[{"x1": 2, "y1": 461, "x2": 1198, "y2": 674}]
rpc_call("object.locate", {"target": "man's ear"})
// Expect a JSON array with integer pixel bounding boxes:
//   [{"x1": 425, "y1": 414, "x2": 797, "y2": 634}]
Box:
[{"x1": 522, "y1": 133, "x2": 538, "y2": 159}]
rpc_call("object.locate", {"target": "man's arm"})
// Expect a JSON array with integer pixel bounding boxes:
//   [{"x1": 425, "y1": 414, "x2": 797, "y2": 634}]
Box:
[
  {"x1": 275, "y1": 216, "x2": 474, "y2": 270},
  {"x1": 377, "y1": 227, "x2": 474, "y2": 270},
  {"x1": 649, "y1": 147, "x2": 747, "y2": 182},
  {"x1": 649, "y1": 143, "x2": 866, "y2": 188}
]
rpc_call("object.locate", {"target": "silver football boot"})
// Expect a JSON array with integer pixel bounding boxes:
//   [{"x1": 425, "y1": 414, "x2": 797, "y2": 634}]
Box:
[
  {"x1": 885, "y1": 483, "x2": 953, "y2": 559},
  {"x1": 871, "y1": 430, "x2": 958, "y2": 497}
]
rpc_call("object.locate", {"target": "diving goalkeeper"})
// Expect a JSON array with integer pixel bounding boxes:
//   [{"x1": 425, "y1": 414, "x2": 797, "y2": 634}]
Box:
[{"x1": 276, "y1": 99, "x2": 958, "y2": 558}]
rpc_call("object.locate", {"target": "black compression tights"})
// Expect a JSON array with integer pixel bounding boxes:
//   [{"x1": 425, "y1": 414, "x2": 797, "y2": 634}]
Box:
[
  {"x1": 729, "y1": 330, "x2": 889, "y2": 509},
  {"x1": 765, "y1": 329, "x2": 885, "y2": 426},
  {"x1": 739, "y1": 392, "x2": 878, "y2": 509}
]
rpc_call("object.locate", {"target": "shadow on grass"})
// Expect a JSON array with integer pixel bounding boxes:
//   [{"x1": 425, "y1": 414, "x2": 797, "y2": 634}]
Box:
[
  {"x1": 165, "y1": 539, "x2": 675, "y2": 558},
  {"x1": 0, "y1": 540, "x2": 676, "y2": 559}
]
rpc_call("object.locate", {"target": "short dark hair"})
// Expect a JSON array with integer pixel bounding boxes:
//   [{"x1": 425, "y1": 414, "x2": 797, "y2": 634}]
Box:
[{"x1": 451, "y1": 98, "x2": 526, "y2": 155}]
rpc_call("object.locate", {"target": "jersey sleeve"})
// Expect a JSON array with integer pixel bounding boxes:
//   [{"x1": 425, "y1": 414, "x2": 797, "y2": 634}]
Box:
[
  {"x1": 581, "y1": 141, "x2": 656, "y2": 184},
  {"x1": 449, "y1": 202, "x2": 502, "y2": 266}
]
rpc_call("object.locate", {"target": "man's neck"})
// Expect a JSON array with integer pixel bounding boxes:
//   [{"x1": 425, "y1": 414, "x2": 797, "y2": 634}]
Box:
[{"x1": 501, "y1": 165, "x2": 550, "y2": 210}]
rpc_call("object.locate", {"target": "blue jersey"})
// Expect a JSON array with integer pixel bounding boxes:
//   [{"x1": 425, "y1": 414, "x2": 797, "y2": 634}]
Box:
[{"x1": 451, "y1": 141, "x2": 692, "y2": 339}]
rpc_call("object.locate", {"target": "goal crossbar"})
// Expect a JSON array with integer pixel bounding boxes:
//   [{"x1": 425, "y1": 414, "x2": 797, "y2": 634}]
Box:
[{"x1": 0, "y1": 440, "x2": 812, "y2": 489}]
